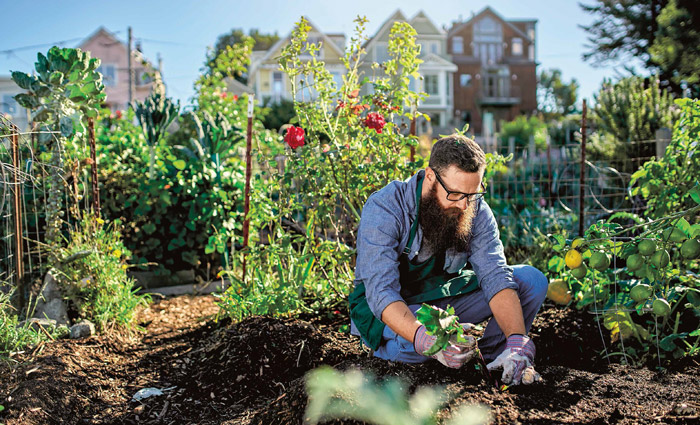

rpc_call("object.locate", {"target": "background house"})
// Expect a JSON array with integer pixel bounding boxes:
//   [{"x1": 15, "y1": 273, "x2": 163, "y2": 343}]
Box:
[
  {"x1": 447, "y1": 7, "x2": 537, "y2": 137},
  {"x1": 0, "y1": 76, "x2": 29, "y2": 130},
  {"x1": 247, "y1": 18, "x2": 346, "y2": 104},
  {"x1": 78, "y1": 27, "x2": 160, "y2": 112},
  {"x1": 360, "y1": 10, "x2": 457, "y2": 136}
]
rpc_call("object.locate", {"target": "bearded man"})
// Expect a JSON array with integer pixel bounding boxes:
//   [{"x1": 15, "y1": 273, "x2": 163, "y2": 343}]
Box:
[{"x1": 349, "y1": 134, "x2": 547, "y2": 386}]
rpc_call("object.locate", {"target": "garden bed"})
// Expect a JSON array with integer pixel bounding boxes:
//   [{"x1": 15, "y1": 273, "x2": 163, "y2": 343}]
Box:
[{"x1": 1, "y1": 294, "x2": 698, "y2": 425}]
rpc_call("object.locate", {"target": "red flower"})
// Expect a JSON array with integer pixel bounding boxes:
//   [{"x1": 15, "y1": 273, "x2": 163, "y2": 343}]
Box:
[
  {"x1": 284, "y1": 126, "x2": 305, "y2": 149},
  {"x1": 219, "y1": 92, "x2": 228, "y2": 99},
  {"x1": 335, "y1": 100, "x2": 346, "y2": 111},
  {"x1": 365, "y1": 112, "x2": 386, "y2": 134},
  {"x1": 232, "y1": 94, "x2": 239, "y2": 101},
  {"x1": 115, "y1": 110, "x2": 123, "y2": 119}
]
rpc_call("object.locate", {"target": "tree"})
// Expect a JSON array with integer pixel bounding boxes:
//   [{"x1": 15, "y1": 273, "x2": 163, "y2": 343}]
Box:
[
  {"x1": 648, "y1": 0, "x2": 700, "y2": 97},
  {"x1": 579, "y1": 0, "x2": 700, "y2": 96},
  {"x1": 205, "y1": 28, "x2": 280, "y2": 83},
  {"x1": 537, "y1": 68, "x2": 579, "y2": 118}
]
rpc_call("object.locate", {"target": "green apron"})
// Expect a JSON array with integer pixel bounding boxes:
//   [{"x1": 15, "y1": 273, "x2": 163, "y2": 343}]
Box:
[{"x1": 349, "y1": 174, "x2": 479, "y2": 350}]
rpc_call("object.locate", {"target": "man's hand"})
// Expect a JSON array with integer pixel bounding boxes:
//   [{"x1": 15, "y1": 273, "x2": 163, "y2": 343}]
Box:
[
  {"x1": 414, "y1": 324, "x2": 477, "y2": 368},
  {"x1": 486, "y1": 334, "x2": 542, "y2": 385}
]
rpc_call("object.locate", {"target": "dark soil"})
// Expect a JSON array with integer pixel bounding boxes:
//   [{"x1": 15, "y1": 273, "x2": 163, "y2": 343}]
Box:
[{"x1": 1, "y1": 294, "x2": 699, "y2": 425}]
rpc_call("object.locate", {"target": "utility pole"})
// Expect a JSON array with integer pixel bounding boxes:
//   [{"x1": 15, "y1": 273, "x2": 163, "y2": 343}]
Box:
[{"x1": 127, "y1": 26, "x2": 134, "y2": 105}]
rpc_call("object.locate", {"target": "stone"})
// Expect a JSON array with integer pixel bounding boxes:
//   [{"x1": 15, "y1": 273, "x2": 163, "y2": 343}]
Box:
[
  {"x1": 33, "y1": 271, "x2": 69, "y2": 326},
  {"x1": 70, "y1": 320, "x2": 95, "y2": 339},
  {"x1": 17, "y1": 317, "x2": 57, "y2": 331}
]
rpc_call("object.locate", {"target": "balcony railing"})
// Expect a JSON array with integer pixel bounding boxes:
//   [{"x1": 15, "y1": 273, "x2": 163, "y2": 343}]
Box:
[{"x1": 478, "y1": 83, "x2": 521, "y2": 105}]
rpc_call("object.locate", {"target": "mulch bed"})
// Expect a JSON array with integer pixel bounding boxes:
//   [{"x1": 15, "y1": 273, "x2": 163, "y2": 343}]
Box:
[{"x1": 1, "y1": 294, "x2": 698, "y2": 424}]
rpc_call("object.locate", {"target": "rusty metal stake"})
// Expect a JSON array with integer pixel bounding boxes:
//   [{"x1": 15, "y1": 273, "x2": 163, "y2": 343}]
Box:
[
  {"x1": 88, "y1": 117, "x2": 100, "y2": 215},
  {"x1": 11, "y1": 125, "x2": 25, "y2": 308},
  {"x1": 242, "y1": 95, "x2": 254, "y2": 283}
]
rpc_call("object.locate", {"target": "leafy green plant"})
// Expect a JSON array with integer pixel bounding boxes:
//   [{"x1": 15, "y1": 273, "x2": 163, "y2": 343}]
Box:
[
  {"x1": 305, "y1": 366, "x2": 491, "y2": 425},
  {"x1": 415, "y1": 304, "x2": 470, "y2": 356},
  {"x1": 52, "y1": 212, "x2": 150, "y2": 331},
  {"x1": 12, "y1": 46, "x2": 105, "y2": 248},
  {"x1": 498, "y1": 115, "x2": 547, "y2": 152},
  {"x1": 134, "y1": 89, "x2": 180, "y2": 179},
  {"x1": 629, "y1": 98, "x2": 700, "y2": 219}
]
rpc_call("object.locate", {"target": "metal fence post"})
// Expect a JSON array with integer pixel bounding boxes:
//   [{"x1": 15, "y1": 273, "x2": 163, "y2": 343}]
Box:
[{"x1": 579, "y1": 100, "x2": 587, "y2": 237}]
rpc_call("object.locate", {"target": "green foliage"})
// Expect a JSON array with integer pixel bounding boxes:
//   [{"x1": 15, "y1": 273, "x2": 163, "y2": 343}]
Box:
[
  {"x1": 207, "y1": 28, "x2": 279, "y2": 82},
  {"x1": 580, "y1": 0, "x2": 699, "y2": 96},
  {"x1": 259, "y1": 98, "x2": 296, "y2": 131},
  {"x1": 0, "y1": 290, "x2": 61, "y2": 361},
  {"x1": 134, "y1": 90, "x2": 180, "y2": 148},
  {"x1": 415, "y1": 304, "x2": 469, "y2": 356},
  {"x1": 594, "y1": 76, "x2": 677, "y2": 144},
  {"x1": 52, "y1": 212, "x2": 150, "y2": 331},
  {"x1": 538, "y1": 68, "x2": 579, "y2": 118},
  {"x1": 498, "y1": 115, "x2": 547, "y2": 152},
  {"x1": 629, "y1": 98, "x2": 700, "y2": 219},
  {"x1": 12, "y1": 46, "x2": 105, "y2": 249},
  {"x1": 305, "y1": 366, "x2": 491, "y2": 425},
  {"x1": 649, "y1": 0, "x2": 700, "y2": 96}
]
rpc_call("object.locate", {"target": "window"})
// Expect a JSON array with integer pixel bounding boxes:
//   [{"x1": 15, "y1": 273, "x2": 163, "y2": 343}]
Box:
[
  {"x1": 529, "y1": 44, "x2": 535, "y2": 61},
  {"x1": 452, "y1": 36, "x2": 464, "y2": 54},
  {"x1": 424, "y1": 75, "x2": 439, "y2": 95},
  {"x1": 331, "y1": 72, "x2": 343, "y2": 90},
  {"x1": 135, "y1": 69, "x2": 153, "y2": 86},
  {"x1": 1, "y1": 94, "x2": 18, "y2": 115},
  {"x1": 375, "y1": 43, "x2": 389, "y2": 63},
  {"x1": 97, "y1": 64, "x2": 117, "y2": 87},
  {"x1": 511, "y1": 38, "x2": 523, "y2": 56},
  {"x1": 459, "y1": 74, "x2": 472, "y2": 87},
  {"x1": 474, "y1": 16, "x2": 503, "y2": 65},
  {"x1": 272, "y1": 72, "x2": 283, "y2": 103},
  {"x1": 430, "y1": 41, "x2": 439, "y2": 55}
]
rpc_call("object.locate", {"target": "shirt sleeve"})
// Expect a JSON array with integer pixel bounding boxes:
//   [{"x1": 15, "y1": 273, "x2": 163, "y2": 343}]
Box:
[
  {"x1": 468, "y1": 201, "x2": 517, "y2": 302},
  {"x1": 354, "y1": 194, "x2": 406, "y2": 320}
]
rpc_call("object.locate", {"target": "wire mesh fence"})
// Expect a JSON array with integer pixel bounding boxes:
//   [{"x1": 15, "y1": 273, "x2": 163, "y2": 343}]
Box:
[{"x1": 482, "y1": 135, "x2": 669, "y2": 254}]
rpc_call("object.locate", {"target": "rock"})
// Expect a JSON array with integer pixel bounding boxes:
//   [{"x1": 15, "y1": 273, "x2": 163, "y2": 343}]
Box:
[
  {"x1": 17, "y1": 317, "x2": 57, "y2": 331},
  {"x1": 33, "y1": 271, "x2": 69, "y2": 326},
  {"x1": 70, "y1": 320, "x2": 95, "y2": 339}
]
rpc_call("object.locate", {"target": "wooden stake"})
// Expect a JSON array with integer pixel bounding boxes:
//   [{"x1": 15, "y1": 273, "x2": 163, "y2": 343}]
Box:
[{"x1": 88, "y1": 117, "x2": 100, "y2": 215}]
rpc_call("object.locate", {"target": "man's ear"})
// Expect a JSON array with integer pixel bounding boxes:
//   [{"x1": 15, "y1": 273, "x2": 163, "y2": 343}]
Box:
[{"x1": 425, "y1": 166, "x2": 434, "y2": 181}]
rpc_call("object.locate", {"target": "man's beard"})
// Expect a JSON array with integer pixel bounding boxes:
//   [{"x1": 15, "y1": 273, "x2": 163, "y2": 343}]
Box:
[{"x1": 419, "y1": 181, "x2": 477, "y2": 254}]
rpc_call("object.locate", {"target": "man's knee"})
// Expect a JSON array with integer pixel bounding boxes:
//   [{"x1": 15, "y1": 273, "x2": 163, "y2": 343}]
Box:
[{"x1": 512, "y1": 265, "x2": 548, "y2": 301}]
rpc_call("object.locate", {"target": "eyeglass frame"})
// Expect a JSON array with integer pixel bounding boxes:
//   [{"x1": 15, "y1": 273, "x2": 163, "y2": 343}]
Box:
[{"x1": 432, "y1": 170, "x2": 486, "y2": 203}]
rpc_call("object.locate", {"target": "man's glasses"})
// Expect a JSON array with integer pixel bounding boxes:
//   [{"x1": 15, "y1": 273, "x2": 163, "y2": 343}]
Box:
[{"x1": 433, "y1": 171, "x2": 486, "y2": 203}]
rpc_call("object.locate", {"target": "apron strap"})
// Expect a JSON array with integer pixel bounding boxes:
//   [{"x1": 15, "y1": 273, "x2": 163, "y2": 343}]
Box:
[{"x1": 403, "y1": 174, "x2": 423, "y2": 255}]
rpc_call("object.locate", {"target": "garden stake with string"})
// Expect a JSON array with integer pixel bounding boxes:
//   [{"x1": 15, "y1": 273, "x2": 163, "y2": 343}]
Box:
[{"x1": 242, "y1": 94, "x2": 254, "y2": 283}]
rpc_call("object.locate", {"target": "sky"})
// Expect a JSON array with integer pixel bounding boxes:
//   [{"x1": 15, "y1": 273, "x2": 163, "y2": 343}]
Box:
[{"x1": 0, "y1": 0, "x2": 637, "y2": 108}]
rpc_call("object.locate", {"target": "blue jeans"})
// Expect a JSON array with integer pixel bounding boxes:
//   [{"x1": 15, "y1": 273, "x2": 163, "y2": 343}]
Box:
[{"x1": 372, "y1": 264, "x2": 548, "y2": 363}]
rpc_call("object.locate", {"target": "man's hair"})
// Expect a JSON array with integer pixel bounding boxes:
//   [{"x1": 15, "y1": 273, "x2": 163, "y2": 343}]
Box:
[{"x1": 428, "y1": 133, "x2": 486, "y2": 174}]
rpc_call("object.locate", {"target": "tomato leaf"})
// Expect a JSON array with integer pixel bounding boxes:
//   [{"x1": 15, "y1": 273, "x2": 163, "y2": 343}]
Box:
[{"x1": 689, "y1": 186, "x2": 700, "y2": 205}]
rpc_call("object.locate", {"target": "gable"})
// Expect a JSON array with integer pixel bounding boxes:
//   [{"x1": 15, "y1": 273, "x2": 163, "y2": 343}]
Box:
[{"x1": 409, "y1": 11, "x2": 442, "y2": 36}]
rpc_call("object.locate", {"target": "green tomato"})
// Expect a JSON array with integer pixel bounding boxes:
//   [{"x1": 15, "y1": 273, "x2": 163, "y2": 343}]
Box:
[
  {"x1": 589, "y1": 252, "x2": 611, "y2": 271},
  {"x1": 630, "y1": 284, "x2": 653, "y2": 303},
  {"x1": 662, "y1": 228, "x2": 687, "y2": 243},
  {"x1": 638, "y1": 239, "x2": 656, "y2": 257},
  {"x1": 626, "y1": 254, "x2": 644, "y2": 272},
  {"x1": 650, "y1": 249, "x2": 670, "y2": 268},
  {"x1": 571, "y1": 263, "x2": 588, "y2": 279},
  {"x1": 652, "y1": 298, "x2": 671, "y2": 317},
  {"x1": 680, "y1": 239, "x2": 700, "y2": 259}
]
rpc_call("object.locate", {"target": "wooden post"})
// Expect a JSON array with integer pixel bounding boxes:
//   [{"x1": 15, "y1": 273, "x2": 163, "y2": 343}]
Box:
[
  {"x1": 88, "y1": 117, "x2": 100, "y2": 215},
  {"x1": 242, "y1": 95, "x2": 255, "y2": 283},
  {"x1": 579, "y1": 100, "x2": 587, "y2": 237},
  {"x1": 11, "y1": 125, "x2": 25, "y2": 308},
  {"x1": 546, "y1": 133, "x2": 553, "y2": 206}
]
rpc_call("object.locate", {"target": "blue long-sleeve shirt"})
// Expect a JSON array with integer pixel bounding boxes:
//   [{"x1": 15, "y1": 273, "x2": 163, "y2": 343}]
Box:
[{"x1": 353, "y1": 169, "x2": 516, "y2": 321}]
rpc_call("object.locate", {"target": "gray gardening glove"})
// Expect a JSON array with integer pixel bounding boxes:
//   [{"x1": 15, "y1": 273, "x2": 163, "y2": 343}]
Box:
[{"x1": 486, "y1": 334, "x2": 542, "y2": 385}]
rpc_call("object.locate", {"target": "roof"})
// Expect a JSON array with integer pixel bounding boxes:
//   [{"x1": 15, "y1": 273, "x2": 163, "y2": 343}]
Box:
[
  {"x1": 77, "y1": 26, "x2": 155, "y2": 66},
  {"x1": 448, "y1": 6, "x2": 535, "y2": 42},
  {"x1": 362, "y1": 9, "x2": 409, "y2": 50}
]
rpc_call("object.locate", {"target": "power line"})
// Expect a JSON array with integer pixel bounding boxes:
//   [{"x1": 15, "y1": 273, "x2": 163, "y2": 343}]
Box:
[
  {"x1": 138, "y1": 37, "x2": 207, "y2": 49},
  {"x1": 0, "y1": 32, "x2": 122, "y2": 55}
]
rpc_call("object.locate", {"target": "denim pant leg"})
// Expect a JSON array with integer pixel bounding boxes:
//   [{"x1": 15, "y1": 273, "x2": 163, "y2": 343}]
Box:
[
  {"x1": 448, "y1": 264, "x2": 548, "y2": 362},
  {"x1": 373, "y1": 264, "x2": 547, "y2": 363}
]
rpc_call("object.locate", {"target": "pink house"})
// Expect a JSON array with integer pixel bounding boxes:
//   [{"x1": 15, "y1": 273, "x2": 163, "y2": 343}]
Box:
[{"x1": 78, "y1": 27, "x2": 158, "y2": 112}]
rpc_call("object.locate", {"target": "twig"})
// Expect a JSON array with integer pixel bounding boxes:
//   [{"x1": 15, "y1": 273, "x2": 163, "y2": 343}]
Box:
[
  {"x1": 36, "y1": 322, "x2": 55, "y2": 341},
  {"x1": 296, "y1": 339, "x2": 306, "y2": 367}
]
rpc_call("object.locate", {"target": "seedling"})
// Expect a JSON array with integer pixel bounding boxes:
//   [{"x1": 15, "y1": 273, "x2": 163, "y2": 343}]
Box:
[{"x1": 416, "y1": 304, "x2": 501, "y2": 389}]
